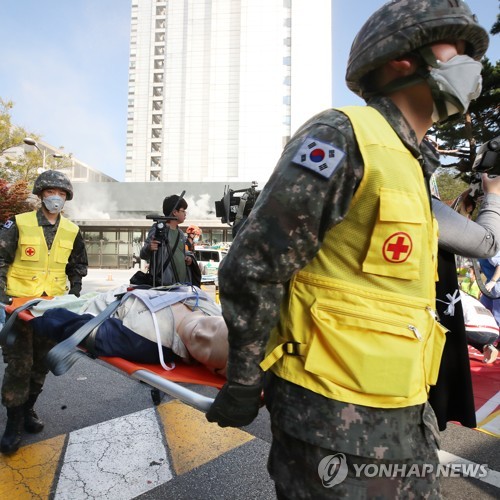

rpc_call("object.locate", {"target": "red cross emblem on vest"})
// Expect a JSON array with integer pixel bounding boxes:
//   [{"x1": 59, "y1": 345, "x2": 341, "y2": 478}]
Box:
[
  {"x1": 383, "y1": 232, "x2": 412, "y2": 263},
  {"x1": 25, "y1": 247, "x2": 36, "y2": 257}
]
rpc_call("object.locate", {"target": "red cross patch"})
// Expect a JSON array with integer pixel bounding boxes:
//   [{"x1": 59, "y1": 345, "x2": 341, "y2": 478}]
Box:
[
  {"x1": 25, "y1": 247, "x2": 36, "y2": 257},
  {"x1": 382, "y1": 232, "x2": 412, "y2": 263}
]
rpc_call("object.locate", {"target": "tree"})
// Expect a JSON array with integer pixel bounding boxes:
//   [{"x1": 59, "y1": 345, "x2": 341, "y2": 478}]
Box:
[
  {"x1": 0, "y1": 179, "x2": 33, "y2": 223},
  {"x1": 0, "y1": 97, "x2": 43, "y2": 185},
  {"x1": 492, "y1": 1, "x2": 500, "y2": 35}
]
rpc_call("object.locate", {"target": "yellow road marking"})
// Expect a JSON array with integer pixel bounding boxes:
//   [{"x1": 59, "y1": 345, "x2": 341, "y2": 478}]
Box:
[
  {"x1": 0, "y1": 434, "x2": 66, "y2": 499},
  {"x1": 159, "y1": 400, "x2": 254, "y2": 475}
]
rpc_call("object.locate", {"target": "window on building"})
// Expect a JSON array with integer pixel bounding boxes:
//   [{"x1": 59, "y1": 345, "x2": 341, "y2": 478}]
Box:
[
  {"x1": 155, "y1": 19, "x2": 165, "y2": 29},
  {"x1": 151, "y1": 142, "x2": 161, "y2": 152},
  {"x1": 153, "y1": 87, "x2": 163, "y2": 97},
  {"x1": 155, "y1": 46, "x2": 165, "y2": 56},
  {"x1": 150, "y1": 171, "x2": 161, "y2": 181},
  {"x1": 154, "y1": 60, "x2": 164, "y2": 69},
  {"x1": 154, "y1": 73, "x2": 164, "y2": 83},
  {"x1": 152, "y1": 114, "x2": 162, "y2": 124},
  {"x1": 152, "y1": 129, "x2": 162, "y2": 138},
  {"x1": 153, "y1": 100, "x2": 163, "y2": 110},
  {"x1": 155, "y1": 33, "x2": 165, "y2": 42}
]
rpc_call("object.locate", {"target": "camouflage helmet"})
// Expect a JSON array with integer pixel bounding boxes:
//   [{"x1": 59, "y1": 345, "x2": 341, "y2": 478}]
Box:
[
  {"x1": 346, "y1": 0, "x2": 489, "y2": 97},
  {"x1": 32, "y1": 170, "x2": 74, "y2": 201}
]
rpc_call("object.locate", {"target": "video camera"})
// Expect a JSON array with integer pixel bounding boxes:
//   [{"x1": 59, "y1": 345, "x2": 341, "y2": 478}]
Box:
[
  {"x1": 472, "y1": 136, "x2": 500, "y2": 175},
  {"x1": 145, "y1": 214, "x2": 176, "y2": 240},
  {"x1": 215, "y1": 182, "x2": 260, "y2": 226}
]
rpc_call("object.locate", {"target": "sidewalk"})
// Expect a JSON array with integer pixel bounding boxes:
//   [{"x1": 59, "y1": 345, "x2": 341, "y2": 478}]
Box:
[
  {"x1": 80, "y1": 268, "x2": 217, "y2": 300},
  {"x1": 80, "y1": 268, "x2": 137, "y2": 294}
]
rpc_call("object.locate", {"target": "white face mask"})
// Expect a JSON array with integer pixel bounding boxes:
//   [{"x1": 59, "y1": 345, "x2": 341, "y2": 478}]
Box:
[
  {"x1": 430, "y1": 54, "x2": 483, "y2": 123},
  {"x1": 193, "y1": 237, "x2": 200, "y2": 243},
  {"x1": 43, "y1": 195, "x2": 65, "y2": 214}
]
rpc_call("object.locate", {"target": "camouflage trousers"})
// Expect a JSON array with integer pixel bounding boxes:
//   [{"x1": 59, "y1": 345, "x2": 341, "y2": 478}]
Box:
[
  {"x1": 1, "y1": 319, "x2": 55, "y2": 408},
  {"x1": 268, "y1": 425, "x2": 441, "y2": 499}
]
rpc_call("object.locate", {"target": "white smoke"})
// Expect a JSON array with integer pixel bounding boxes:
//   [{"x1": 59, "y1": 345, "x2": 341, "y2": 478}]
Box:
[{"x1": 184, "y1": 193, "x2": 214, "y2": 220}]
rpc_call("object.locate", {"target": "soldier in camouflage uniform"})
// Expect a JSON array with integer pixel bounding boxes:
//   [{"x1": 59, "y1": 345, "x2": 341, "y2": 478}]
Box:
[
  {"x1": 206, "y1": 1, "x2": 500, "y2": 498},
  {"x1": 0, "y1": 170, "x2": 88, "y2": 454}
]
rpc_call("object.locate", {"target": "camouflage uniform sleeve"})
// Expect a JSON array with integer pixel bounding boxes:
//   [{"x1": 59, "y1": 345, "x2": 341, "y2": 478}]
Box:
[
  {"x1": 219, "y1": 110, "x2": 364, "y2": 385},
  {"x1": 0, "y1": 218, "x2": 19, "y2": 292},
  {"x1": 65, "y1": 230, "x2": 88, "y2": 282}
]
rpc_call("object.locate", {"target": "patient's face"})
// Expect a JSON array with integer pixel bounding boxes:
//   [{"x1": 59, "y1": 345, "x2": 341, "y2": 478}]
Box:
[
  {"x1": 176, "y1": 313, "x2": 229, "y2": 372},
  {"x1": 178, "y1": 313, "x2": 228, "y2": 342}
]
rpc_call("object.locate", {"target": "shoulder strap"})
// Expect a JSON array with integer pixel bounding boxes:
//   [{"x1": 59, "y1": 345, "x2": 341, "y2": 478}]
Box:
[{"x1": 45, "y1": 292, "x2": 133, "y2": 375}]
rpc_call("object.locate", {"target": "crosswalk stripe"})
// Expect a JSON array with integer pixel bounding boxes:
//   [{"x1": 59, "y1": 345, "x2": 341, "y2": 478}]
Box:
[
  {"x1": 0, "y1": 400, "x2": 256, "y2": 499},
  {"x1": 54, "y1": 407, "x2": 172, "y2": 499}
]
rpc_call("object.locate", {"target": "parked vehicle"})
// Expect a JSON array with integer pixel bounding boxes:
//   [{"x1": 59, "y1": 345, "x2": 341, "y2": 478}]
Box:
[{"x1": 193, "y1": 248, "x2": 228, "y2": 276}]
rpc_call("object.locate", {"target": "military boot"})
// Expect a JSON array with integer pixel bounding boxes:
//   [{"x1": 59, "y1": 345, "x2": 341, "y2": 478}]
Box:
[
  {"x1": 24, "y1": 393, "x2": 44, "y2": 433},
  {"x1": 0, "y1": 406, "x2": 24, "y2": 454}
]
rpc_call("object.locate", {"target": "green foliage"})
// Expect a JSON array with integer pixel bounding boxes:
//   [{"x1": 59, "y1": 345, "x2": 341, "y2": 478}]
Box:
[
  {"x1": 0, "y1": 97, "x2": 43, "y2": 186},
  {"x1": 492, "y1": 1, "x2": 500, "y2": 35},
  {"x1": 434, "y1": 167, "x2": 468, "y2": 204}
]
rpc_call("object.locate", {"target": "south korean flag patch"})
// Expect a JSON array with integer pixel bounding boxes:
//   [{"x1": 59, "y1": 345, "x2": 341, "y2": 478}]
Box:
[{"x1": 292, "y1": 137, "x2": 345, "y2": 179}]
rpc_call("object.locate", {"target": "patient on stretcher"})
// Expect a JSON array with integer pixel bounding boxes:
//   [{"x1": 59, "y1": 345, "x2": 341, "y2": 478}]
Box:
[{"x1": 24, "y1": 285, "x2": 229, "y2": 376}]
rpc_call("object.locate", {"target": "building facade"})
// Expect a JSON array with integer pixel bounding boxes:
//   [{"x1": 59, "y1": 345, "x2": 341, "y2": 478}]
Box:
[
  {"x1": 125, "y1": 0, "x2": 332, "y2": 184},
  {"x1": 68, "y1": 181, "x2": 251, "y2": 268}
]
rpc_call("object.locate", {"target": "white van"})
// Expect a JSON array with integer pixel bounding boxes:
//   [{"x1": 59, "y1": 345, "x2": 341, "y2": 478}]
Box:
[{"x1": 193, "y1": 248, "x2": 228, "y2": 276}]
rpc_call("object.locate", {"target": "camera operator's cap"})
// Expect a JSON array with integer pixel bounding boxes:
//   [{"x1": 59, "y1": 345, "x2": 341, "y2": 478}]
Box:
[
  {"x1": 346, "y1": 0, "x2": 489, "y2": 97},
  {"x1": 186, "y1": 225, "x2": 202, "y2": 236},
  {"x1": 162, "y1": 194, "x2": 187, "y2": 216}
]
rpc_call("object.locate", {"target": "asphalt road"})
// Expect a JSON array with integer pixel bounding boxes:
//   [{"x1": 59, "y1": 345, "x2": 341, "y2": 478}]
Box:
[{"x1": 0, "y1": 269, "x2": 498, "y2": 499}]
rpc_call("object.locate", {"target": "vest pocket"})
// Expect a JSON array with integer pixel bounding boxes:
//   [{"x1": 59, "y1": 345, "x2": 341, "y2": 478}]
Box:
[
  {"x1": 307, "y1": 301, "x2": 425, "y2": 398},
  {"x1": 363, "y1": 188, "x2": 424, "y2": 281},
  {"x1": 19, "y1": 237, "x2": 41, "y2": 262},
  {"x1": 424, "y1": 320, "x2": 447, "y2": 386},
  {"x1": 7, "y1": 268, "x2": 40, "y2": 296},
  {"x1": 55, "y1": 239, "x2": 74, "y2": 263}
]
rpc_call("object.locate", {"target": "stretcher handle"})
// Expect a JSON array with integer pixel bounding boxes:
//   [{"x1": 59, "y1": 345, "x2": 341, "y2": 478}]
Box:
[
  {"x1": 0, "y1": 298, "x2": 44, "y2": 347},
  {"x1": 133, "y1": 369, "x2": 215, "y2": 412},
  {"x1": 46, "y1": 299, "x2": 123, "y2": 376}
]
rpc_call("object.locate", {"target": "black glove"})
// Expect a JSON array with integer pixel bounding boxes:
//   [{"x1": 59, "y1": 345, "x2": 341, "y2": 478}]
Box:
[
  {"x1": 0, "y1": 287, "x2": 10, "y2": 305},
  {"x1": 206, "y1": 381, "x2": 262, "y2": 428},
  {"x1": 68, "y1": 282, "x2": 82, "y2": 297}
]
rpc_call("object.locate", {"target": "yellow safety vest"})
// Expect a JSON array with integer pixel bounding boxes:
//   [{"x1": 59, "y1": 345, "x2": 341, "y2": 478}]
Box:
[
  {"x1": 261, "y1": 106, "x2": 447, "y2": 408},
  {"x1": 6, "y1": 211, "x2": 79, "y2": 298}
]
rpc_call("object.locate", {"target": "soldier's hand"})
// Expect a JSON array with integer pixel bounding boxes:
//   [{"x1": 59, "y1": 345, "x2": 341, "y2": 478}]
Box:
[
  {"x1": 0, "y1": 288, "x2": 10, "y2": 305},
  {"x1": 206, "y1": 381, "x2": 262, "y2": 427},
  {"x1": 68, "y1": 282, "x2": 82, "y2": 297}
]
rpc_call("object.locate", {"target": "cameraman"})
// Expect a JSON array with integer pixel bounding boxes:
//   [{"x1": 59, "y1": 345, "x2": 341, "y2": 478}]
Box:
[{"x1": 140, "y1": 195, "x2": 200, "y2": 287}]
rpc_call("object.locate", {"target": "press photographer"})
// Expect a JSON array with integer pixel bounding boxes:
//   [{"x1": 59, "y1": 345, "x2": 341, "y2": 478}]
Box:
[
  {"x1": 137, "y1": 193, "x2": 201, "y2": 287},
  {"x1": 215, "y1": 182, "x2": 260, "y2": 236}
]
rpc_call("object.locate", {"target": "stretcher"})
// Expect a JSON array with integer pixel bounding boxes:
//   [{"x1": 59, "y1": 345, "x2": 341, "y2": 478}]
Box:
[{"x1": 1, "y1": 297, "x2": 225, "y2": 412}]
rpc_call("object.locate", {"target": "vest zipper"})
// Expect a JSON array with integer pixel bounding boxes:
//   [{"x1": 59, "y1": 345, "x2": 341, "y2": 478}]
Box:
[
  {"x1": 316, "y1": 303, "x2": 423, "y2": 342},
  {"x1": 297, "y1": 274, "x2": 437, "y2": 318}
]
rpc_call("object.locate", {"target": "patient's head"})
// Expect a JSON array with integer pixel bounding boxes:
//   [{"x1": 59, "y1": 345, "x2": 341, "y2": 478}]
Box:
[{"x1": 176, "y1": 311, "x2": 228, "y2": 374}]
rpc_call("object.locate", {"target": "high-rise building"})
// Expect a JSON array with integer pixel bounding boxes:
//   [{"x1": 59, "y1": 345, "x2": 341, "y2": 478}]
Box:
[{"x1": 126, "y1": 0, "x2": 332, "y2": 184}]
